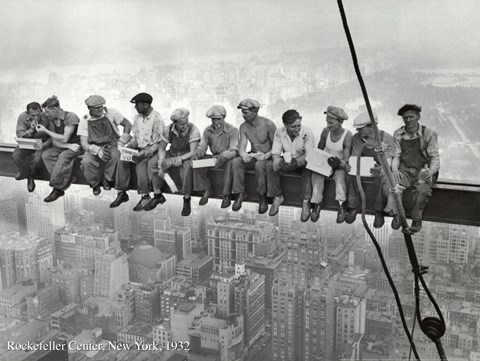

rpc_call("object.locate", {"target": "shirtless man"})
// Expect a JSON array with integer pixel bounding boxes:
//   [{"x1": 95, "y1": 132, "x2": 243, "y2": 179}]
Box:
[{"x1": 231, "y1": 99, "x2": 276, "y2": 213}]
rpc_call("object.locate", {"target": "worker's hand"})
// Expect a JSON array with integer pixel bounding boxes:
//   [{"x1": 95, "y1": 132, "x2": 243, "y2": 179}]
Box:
[
  {"x1": 191, "y1": 150, "x2": 202, "y2": 161},
  {"x1": 242, "y1": 154, "x2": 253, "y2": 163},
  {"x1": 68, "y1": 143, "x2": 81, "y2": 152},
  {"x1": 370, "y1": 165, "x2": 384, "y2": 177},
  {"x1": 35, "y1": 124, "x2": 47, "y2": 134},
  {"x1": 392, "y1": 168, "x2": 403, "y2": 182},
  {"x1": 98, "y1": 148, "x2": 109, "y2": 161},
  {"x1": 118, "y1": 133, "x2": 132, "y2": 146},
  {"x1": 374, "y1": 142, "x2": 389, "y2": 153},
  {"x1": 215, "y1": 154, "x2": 227, "y2": 168},
  {"x1": 327, "y1": 156, "x2": 341, "y2": 170},
  {"x1": 253, "y1": 152, "x2": 268, "y2": 161},
  {"x1": 424, "y1": 169, "x2": 434, "y2": 183},
  {"x1": 344, "y1": 163, "x2": 352, "y2": 173}
]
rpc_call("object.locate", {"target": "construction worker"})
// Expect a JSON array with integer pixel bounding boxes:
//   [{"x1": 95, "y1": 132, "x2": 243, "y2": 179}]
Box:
[
  {"x1": 269, "y1": 109, "x2": 315, "y2": 219},
  {"x1": 191, "y1": 105, "x2": 239, "y2": 207},
  {"x1": 150, "y1": 108, "x2": 201, "y2": 216},
  {"x1": 310, "y1": 106, "x2": 353, "y2": 223},
  {"x1": 12, "y1": 102, "x2": 51, "y2": 192},
  {"x1": 78, "y1": 95, "x2": 132, "y2": 196},
  {"x1": 36, "y1": 96, "x2": 83, "y2": 202},
  {"x1": 231, "y1": 99, "x2": 277, "y2": 214},
  {"x1": 110, "y1": 92, "x2": 165, "y2": 211},
  {"x1": 385, "y1": 104, "x2": 440, "y2": 233},
  {"x1": 345, "y1": 111, "x2": 395, "y2": 227}
]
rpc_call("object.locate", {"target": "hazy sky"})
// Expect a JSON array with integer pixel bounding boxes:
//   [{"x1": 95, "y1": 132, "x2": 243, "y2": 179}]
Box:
[{"x1": 2, "y1": 0, "x2": 480, "y2": 69}]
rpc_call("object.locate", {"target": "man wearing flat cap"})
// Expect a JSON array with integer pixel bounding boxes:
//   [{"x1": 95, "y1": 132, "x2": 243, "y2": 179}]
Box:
[
  {"x1": 149, "y1": 108, "x2": 201, "y2": 216},
  {"x1": 385, "y1": 104, "x2": 440, "y2": 233},
  {"x1": 269, "y1": 109, "x2": 315, "y2": 219},
  {"x1": 112, "y1": 92, "x2": 166, "y2": 211},
  {"x1": 231, "y1": 98, "x2": 277, "y2": 213},
  {"x1": 310, "y1": 105, "x2": 353, "y2": 223},
  {"x1": 191, "y1": 105, "x2": 239, "y2": 207},
  {"x1": 78, "y1": 95, "x2": 132, "y2": 196},
  {"x1": 12, "y1": 101, "x2": 51, "y2": 192},
  {"x1": 345, "y1": 111, "x2": 396, "y2": 227},
  {"x1": 35, "y1": 96, "x2": 83, "y2": 202}
]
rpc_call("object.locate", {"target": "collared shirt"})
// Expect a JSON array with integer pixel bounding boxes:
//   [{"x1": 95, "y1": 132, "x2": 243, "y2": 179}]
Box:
[
  {"x1": 271, "y1": 125, "x2": 315, "y2": 158},
  {"x1": 16, "y1": 111, "x2": 50, "y2": 139},
  {"x1": 130, "y1": 109, "x2": 165, "y2": 149},
  {"x1": 351, "y1": 130, "x2": 395, "y2": 160},
  {"x1": 161, "y1": 123, "x2": 201, "y2": 144},
  {"x1": 393, "y1": 124, "x2": 440, "y2": 173},
  {"x1": 47, "y1": 109, "x2": 81, "y2": 144},
  {"x1": 197, "y1": 122, "x2": 239, "y2": 159},
  {"x1": 77, "y1": 107, "x2": 125, "y2": 137}
]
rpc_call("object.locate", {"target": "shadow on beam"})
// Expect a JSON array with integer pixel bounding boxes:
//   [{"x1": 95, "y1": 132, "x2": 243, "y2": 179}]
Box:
[{"x1": 1, "y1": 143, "x2": 479, "y2": 227}]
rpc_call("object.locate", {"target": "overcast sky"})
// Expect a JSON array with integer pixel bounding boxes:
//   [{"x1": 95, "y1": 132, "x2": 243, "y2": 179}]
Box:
[{"x1": 2, "y1": 0, "x2": 480, "y2": 69}]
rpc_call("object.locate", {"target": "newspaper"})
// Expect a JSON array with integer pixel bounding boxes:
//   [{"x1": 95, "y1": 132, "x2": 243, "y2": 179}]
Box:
[{"x1": 306, "y1": 148, "x2": 334, "y2": 177}]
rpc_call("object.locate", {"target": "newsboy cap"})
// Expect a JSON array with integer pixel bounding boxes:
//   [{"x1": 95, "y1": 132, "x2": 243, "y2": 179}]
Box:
[
  {"x1": 130, "y1": 92, "x2": 153, "y2": 105},
  {"x1": 397, "y1": 104, "x2": 422, "y2": 116},
  {"x1": 206, "y1": 105, "x2": 227, "y2": 118},
  {"x1": 170, "y1": 108, "x2": 190, "y2": 122},
  {"x1": 353, "y1": 111, "x2": 378, "y2": 129},
  {"x1": 42, "y1": 95, "x2": 60, "y2": 108},
  {"x1": 85, "y1": 95, "x2": 106, "y2": 107},
  {"x1": 324, "y1": 106, "x2": 348, "y2": 121},
  {"x1": 237, "y1": 99, "x2": 260, "y2": 110}
]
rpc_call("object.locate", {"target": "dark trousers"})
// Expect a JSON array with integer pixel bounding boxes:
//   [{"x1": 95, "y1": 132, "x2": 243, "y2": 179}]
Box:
[
  {"x1": 42, "y1": 146, "x2": 83, "y2": 190},
  {"x1": 82, "y1": 146, "x2": 129, "y2": 190},
  {"x1": 149, "y1": 153, "x2": 193, "y2": 195},
  {"x1": 12, "y1": 147, "x2": 45, "y2": 179},
  {"x1": 231, "y1": 157, "x2": 270, "y2": 195},
  {"x1": 193, "y1": 156, "x2": 233, "y2": 196},
  {"x1": 348, "y1": 174, "x2": 388, "y2": 212},
  {"x1": 268, "y1": 165, "x2": 312, "y2": 199}
]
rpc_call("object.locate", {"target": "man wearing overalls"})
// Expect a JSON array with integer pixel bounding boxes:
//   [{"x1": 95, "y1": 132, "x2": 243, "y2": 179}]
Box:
[
  {"x1": 150, "y1": 108, "x2": 201, "y2": 216},
  {"x1": 386, "y1": 104, "x2": 440, "y2": 233},
  {"x1": 35, "y1": 95, "x2": 83, "y2": 202},
  {"x1": 78, "y1": 95, "x2": 132, "y2": 196},
  {"x1": 345, "y1": 111, "x2": 396, "y2": 228}
]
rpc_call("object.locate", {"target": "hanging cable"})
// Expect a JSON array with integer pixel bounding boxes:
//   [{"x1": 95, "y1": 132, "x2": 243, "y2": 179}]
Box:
[{"x1": 336, "y1": 1, "x2": 447, "y2": 360}]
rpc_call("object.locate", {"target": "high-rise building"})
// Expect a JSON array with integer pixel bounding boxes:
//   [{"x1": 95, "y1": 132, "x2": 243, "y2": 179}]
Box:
[
  {"x1": 176, "y1": 253, "x2": 214, "y2": 282},
  {"x1": 94, "y1": 248, "x2": 129, "y2": 298},
  {"x1": 234, "y1": 271, "x2": 266, "y2": 347},
  {"x1": 278, "y1": 205, "x2": 298, "y2": 241},
  {"x1": 0, "y1": 195, "x2": 18, "y2": 235},
  {"x1": 26, "y1": 193, "x2": 65, "y2": 242},
  {"x1": 113, "y1": 202, "x2": 132, "y2": 240},
  {"x1": 154, "y1": 223, "x2": 191, "y2": 262},
  {"x1": 135, "y1": 284, "x2": 160, "y2": 323},
  {"x1": 47, "y1": 266, "x2": 82, "y2": 304},
  {"x1": 334, "y1": 294, "x2": 366, "y2": 357},
  {"x1": 216, "y1": 273, "x2": 236, "y2": 318},
  {"x1": 26, "y1": 285, "x2": 61, "y2": 320},
  {"x1": 272, "y1": 278, "x2": 304, "y2": 361}
]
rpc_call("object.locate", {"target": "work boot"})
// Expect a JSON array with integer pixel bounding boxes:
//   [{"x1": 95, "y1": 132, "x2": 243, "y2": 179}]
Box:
[
  {"x1": 345, "y1": 208, "x2": 359, "y2": 224},
  {"x1": 269, "y1": 196, "x2": 284, "y2": 216},
  {"x1": 102, "y1": 177, "x2": 112, "y2": 191},
  {"x1": 336, "y1": 203, "x2": 347, "y2": 224},
  {"x1": 144, "y1": 193, "x2": 166, "y2": 211},
  {"x1": 300, "y1": 200, "x2": 311, "y2": 222},
  {"x1": 221, "y1": 195, "x2": 232, "y2": 209},
  {"x1": 27, "y1": 177, "x2": 35, "y2": 193},
  {"x1": 310, "y1": 203, "x2": 321, "y2": 223},
  {"x1": 110, "y1": 191, "x2": 129, "y2": 208},
  {"x1": 133, "y1": 194, "x2": 151, "y2": 212},
  {"x1": 410, "y1": 220, "x2": 422, "y2": 233},
  {"x1": 373, "y1": 211, "x2": 385, "y2": 228},
  {"x1": 199, "y1": 188, "x2": 211, "y2": 206},
  {"x1": 232, "y1": 192, "x2": 246, "y2": 212},
  {"x1": 44, "y1": 189, "x2": 65, "y2": 203},
  {"x1": 391, "y1": 214, "x2": 401, "y2": 230},
  {"x1": 182, "y1": 197, "x2": 192, "y2": 216},
  {"x1": 15, "y1": 173, "x2": 22, "y2": 181},
  {"x1": 92, "y1": 183, "x2": 101, "y2": 196},
  {"x1": 258, "y1": 194, "x2": 268, "y2": 214}
]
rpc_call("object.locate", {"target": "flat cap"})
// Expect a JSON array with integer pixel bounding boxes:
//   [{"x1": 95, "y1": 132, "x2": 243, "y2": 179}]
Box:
[
  {"x1": 397, "y1": 104, "x2": 422, "y2": 116},
  {"x1": 130, "y1": 92, "x2": 153, "y2": 105},
  {"x1": 237, "y1": 98, "x2": 260, "y2": 110},
  {"x1": 353, "y1": 111, "x2": 378, "y2": 128},
  {"x1": 42, "y1": 95, "x2": 60, "y2": 108},
  {"x1": 170, "y1": 108, "x2": 190, "y2": 122},
  {"x1": 85, "y1": 95, "x2": 106, "y2": 107},
  {"x1": 206, "y1": 105, "x2": 226, "y2": 118},
  {"x1": 324, "y1": 106, "x2": 348, "y2": 121}
]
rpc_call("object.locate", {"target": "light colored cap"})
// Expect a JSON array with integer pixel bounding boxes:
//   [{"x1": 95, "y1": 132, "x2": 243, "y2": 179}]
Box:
[
  {"x1": 206, "y1": 105, "x2": 226, "y2": 118},
  {"x1": 237, "y1": 98, "x2": 260, "y2": 110},
  {"x1": 85, "y1": 95, "x2": 106, "y2": 107},
  {"x1": 170, "y1": 108, "x2": 190, "y2": 122},
  {"x1": 324, "y1": 105, "x2": 348, "y2": 121},
  {"x1": 353, "y1": 111, "x2": 378, "y2": 128}
]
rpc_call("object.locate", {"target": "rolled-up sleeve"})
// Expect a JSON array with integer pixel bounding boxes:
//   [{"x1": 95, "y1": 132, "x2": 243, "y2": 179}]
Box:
[
  {"x1": 77, "y1": 117, "x2": 89, "y2": 137},
  {"x1": 151, "y1": 116, "x2": 165, "y2": 144},
  {"x1": 393, "y1": 129, "x2": 402, "y2": 161},
  {"x1": 304, "y1": 128, "x2": 315, "y2": 153},
  {"x1": 222, "y1": 127, "x2": 239, "y2": 160},
  {"x1": 271, "y1": 130, "x2": 283, "y2": 157},
  {"x1": 189, "y1": 125, "x2": 201, "y2": 143},
  {"x1": 161, "y1": 125, "x2": 171, "y2": 144},
  {"x1": 425, "y1": 129, "x2": 440, "y2": 173}
]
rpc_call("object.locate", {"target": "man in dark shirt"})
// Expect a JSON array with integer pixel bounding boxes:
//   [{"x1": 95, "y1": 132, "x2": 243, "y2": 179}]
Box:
[
  {"x1": 35, "y1": 96, "x2": 83, "y2": 202},
  {"x1": 12, "y1": 102, "x2": 51, "y2": 192}
]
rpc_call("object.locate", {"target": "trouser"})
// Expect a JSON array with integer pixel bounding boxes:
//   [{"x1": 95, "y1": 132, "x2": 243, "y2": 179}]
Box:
[
  {"x1": 348, "y1": 174, "x2": 388, "y2": 212},
  {"x1": 385, "y1": 167, "x2": 433, "y2": 221},
  {"x1": 268, "y1": 163, "x2": 312, "y2": 199},
  {"x1": 82, "y1": 146, "x2": 129, "y2": 189},
  {"x1": 115, "y1": 155, "x2": 156, "y2": 194},
  {"x1": 193, "y1": 155, "x2": 233, "y2": 196},
  {"x1": 311, "y1": 169, "x2": 346, "y2": 204},
  {"x1": 149, "y1": 153, "x2": 193, "y2": 195},
  {"x1": 12, "y1": 147, "x2": 46, "y2": 179},
  {"x1": 42, "y1": 146, "x2": 83, "y2": 190},
  {"x1": 231, "y1": 157, "x2": 270, "y2": 195}
]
